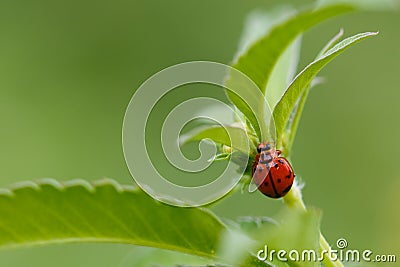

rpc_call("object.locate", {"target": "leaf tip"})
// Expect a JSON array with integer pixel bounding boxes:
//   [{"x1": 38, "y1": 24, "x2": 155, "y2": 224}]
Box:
[{"x1": 365, "y1": 31, "x2": 380, "y2": 37}]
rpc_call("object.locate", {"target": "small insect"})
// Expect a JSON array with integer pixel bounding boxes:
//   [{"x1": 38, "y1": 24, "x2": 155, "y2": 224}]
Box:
[{"x1": 251, "y1": 142, "x2": 295, "y2": 198}]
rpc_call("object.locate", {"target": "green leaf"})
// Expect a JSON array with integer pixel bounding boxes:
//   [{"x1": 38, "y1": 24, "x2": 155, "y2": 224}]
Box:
[
  {"x1": 217, "y1": 229, "x2": 255, "y2": 266},
  {"x1": 119, "y1": 247, "x2": 215, "y2": 267},
  {"x1": 179, "y1": 118, "x2": 220, "y2": 135},
  {"x1": 234, "y1": 9, "x2": 302, "y2": 110},
  {"x1": 232, "y1": 5, "x2": 354, "y2": 95},
  {"x1": 284, "y1": 29, "x2": 344, "y2": 154},
  {"x1": 316, "y1": 28, "x2": 344, "y2": 59},
  {"x1": 213, "y1": 153, "x2": 231, "y2": 161},
  {"x1": 317, "y1": 0, "x2": 399, "y2": 11},
  {"x1": 0, "y1": 179, "x2": 269, "y2": 266},
  {"x1": 245, "y1": 209, "x2": 322, "y2": 267},
  {"x1": 234, "y1": 8, "x2": 295, "y2": 61},
  {"x1": 180, "y1": 125, "x2": 256, "y2": 155},
  {"x1": 236, "y1": 216, "x2": 278, "y2": 235},
  {"x1": 266, "y1": 35, "x2": 301, "y2": 110},
  {"x1": 273, "y1": 31, "x2": 378, "y2": 152},
  {"x1": 0, "y1": 179, "x2": 224, "y2": 257},
  {"x1": 225, "y1": 4, "x2": 356, "y2": 139}
]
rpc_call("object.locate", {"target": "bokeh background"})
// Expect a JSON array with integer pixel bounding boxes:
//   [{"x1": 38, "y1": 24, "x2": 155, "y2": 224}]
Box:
[{"x1": 0, "y1": 0, "x2": 399, "y2": 266}]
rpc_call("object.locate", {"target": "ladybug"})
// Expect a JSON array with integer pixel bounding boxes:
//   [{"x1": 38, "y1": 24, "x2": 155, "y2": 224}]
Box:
[{"x1": 251, "y1": 142, "x2": 295, "y2": 198}]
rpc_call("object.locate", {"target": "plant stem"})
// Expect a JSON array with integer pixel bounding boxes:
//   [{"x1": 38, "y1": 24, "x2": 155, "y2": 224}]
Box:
[{"x1": 283, "y1": 184, "x2": 344, "y2": 267}]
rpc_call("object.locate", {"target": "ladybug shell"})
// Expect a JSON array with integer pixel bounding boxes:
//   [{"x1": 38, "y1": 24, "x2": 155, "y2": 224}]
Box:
[{"x1": 252, "y1": 154, "x2": 294, "y2": 198}]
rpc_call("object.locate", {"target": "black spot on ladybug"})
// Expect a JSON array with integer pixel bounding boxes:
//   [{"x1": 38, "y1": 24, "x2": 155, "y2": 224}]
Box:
[
  {"x1": 277, "y1": 178, "x2": 281, "y2": 183},
  {"x1": 286, "y1": 174, "x2": 291, "y2": 179},
  {"x1": 274, "y1": 163, "x2": 279, "y2": 168},
  {"x1": 283, "y1": 184, "x2": 292, "y2": 193},
  {"x1": 278, "y1": 159, "x2": 284, "y2": 164},
  {"x1": 264, "y1": 181, "x2": 269, "y2": 186}
]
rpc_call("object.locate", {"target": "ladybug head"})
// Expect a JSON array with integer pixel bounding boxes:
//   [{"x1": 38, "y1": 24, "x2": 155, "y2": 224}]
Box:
[{"x1": 257, "y1": 142, "x2": 271, "y2": 153}]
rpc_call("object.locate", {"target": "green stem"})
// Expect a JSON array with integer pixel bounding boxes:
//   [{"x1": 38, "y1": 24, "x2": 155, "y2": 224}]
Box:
[{"x1": 283, "y1": 184, "x2": 344, "y2": 267}]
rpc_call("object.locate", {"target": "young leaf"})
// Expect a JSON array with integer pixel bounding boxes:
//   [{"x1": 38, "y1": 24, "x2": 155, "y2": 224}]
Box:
[
  {"x1": 316, "y1": 28, "x2": 344, "y2": 59},
  {"x1": 234, "y1": 9, "x2": 302, "y2": 109},
  {"x1": 266, "y1": 36, "x2": 301, "y2": 110},
  {"x1": 273, "y1": 32, "x2": 378, "y2": 152},
  {"x1": 232, "y1": 4, "x2": 355, "y2": 95},
  {"x1": 180, "y1": 125, "x2": 256, "y2": 155},
  {"x1": 234, "y1": 8, "x2": 295, "y2": 61},
  {"x1": 225, "y1": 4, "x2": 356, "y2": 139},
  {"x1": 285, "y1": 29, "x2": 344, "y2": 154},
  {"x1": 317, "y1": 0, "x2": 398, "y2": 11}
]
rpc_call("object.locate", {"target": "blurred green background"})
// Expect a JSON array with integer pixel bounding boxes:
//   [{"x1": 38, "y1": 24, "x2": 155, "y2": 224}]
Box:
[{"x1": 0, "y1": 0, "x2": 399, "y2": 266}]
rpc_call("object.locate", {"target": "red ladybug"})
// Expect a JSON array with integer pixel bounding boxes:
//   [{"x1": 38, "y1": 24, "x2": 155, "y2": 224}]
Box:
[{"x1": 251, "y1": 142, "x2": 295, "y2": 198}]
